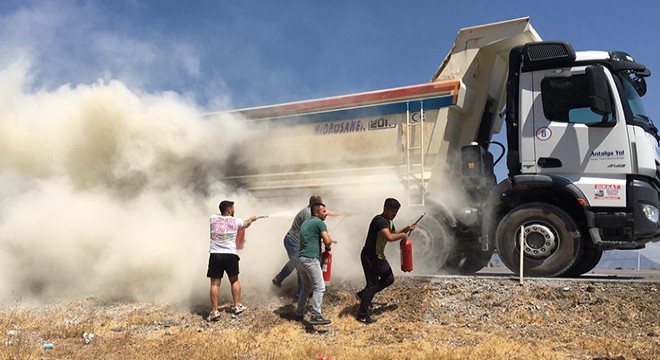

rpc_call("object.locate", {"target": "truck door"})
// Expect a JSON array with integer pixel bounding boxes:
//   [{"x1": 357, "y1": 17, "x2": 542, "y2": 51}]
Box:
[{"x1": 523, "y1": 66, "x2": 631, "y2": 205}]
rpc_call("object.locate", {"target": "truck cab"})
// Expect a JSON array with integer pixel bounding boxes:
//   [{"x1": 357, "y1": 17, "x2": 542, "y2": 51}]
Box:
[{"x1": 489, "y1": 42, "x2": 659, "y2": 276}]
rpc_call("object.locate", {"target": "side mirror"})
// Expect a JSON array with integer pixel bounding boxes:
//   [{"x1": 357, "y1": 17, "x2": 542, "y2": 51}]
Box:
[
  {"x1": 632, "y1": 70, "x2": 649, "y2": 96},
  {"x1": 586, "y1": 66, "x2": 612, "y2": 122}
]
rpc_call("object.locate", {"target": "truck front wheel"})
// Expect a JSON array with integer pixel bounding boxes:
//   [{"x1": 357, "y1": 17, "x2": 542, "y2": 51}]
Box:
[
  {"x1": 495, "y1": 203, "x2": 583, "y2": 277},
  {"x1": 562, "y1": 247, "x2": 603, "y2": 277}
]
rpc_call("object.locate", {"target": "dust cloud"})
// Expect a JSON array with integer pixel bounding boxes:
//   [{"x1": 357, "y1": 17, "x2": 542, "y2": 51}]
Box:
[
  {"x1": 0, "y1": 60, "x2": 287, "y2": 306},
  {"x1": 0, "y1": 60, "x2": 427, "y2": 308}
]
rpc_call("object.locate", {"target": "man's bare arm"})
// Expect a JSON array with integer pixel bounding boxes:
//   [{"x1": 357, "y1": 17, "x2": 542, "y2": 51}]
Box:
[
  {"x1": 242, "y1": 215, "x2": 258, "y2": 228},
  {"x1": 378, "y1": 228, "x2": 407, "y2": 242},
  {"x1": 320, "y1": 231, "x2": 333, "y2": 251}
]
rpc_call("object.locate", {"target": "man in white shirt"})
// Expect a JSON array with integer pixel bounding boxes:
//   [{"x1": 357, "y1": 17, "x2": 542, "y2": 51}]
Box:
[{"x1": 207, "y1": 200, "x2": 258, "y2": 321}]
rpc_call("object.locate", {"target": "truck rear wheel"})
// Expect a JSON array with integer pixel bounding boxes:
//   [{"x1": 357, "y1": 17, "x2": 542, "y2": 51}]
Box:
[
  {"x1": 447, "y1": 242, "x2": 494, "y2": 275},
  {"x1": 409, "y1": 214, "x2": 492, "y2": 274},
  {"x1": 408, "y1": 214, "x2": 454, "y2": 273},
  {"x1": 495, "y1": 203, "x2": 583, "y2": 277}
]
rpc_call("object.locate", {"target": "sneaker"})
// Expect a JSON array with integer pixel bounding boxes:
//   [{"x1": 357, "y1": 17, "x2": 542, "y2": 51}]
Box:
[
  {"x1": 272, "y1": 277, "x2": 282, "y2": 288},
  {"x1": 356, "y1": 315, "x2": 376, "y2": 324},
  {"x1": 309, "y1": 315, "x2": 331, "y2": 325},
  {"x1": 207, "y1": 310, "x2": 221, "y2": 321},
  {"x1": 234, "y1": 304, "x2": 246, "y2": 315}
]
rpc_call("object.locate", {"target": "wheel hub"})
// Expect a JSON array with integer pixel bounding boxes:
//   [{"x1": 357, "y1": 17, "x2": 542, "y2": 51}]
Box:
[
  {"x1": 409, "y1": 218, "x2": 452, "y2": 271},
  {"x1": 413, "y1": 227, "x2": 434, "y2": 255},
  {"x1": 521, "y1": 224, "x2": 557, "y2": 259}
]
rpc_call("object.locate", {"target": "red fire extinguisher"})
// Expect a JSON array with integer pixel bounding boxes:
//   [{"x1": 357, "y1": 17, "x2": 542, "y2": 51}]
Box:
[
  {"x1": 236, "y1": 228, "x2": 246, "y2": 250},
  {"x1": 401, "y1": 213, "x2": 424, "y2": 272},
  {"x1": 400, "y1": 239, "x2": 413, "y2": 272},
  {"x1": 321, "y1": 250, "x2": 332, "y2": 282}
]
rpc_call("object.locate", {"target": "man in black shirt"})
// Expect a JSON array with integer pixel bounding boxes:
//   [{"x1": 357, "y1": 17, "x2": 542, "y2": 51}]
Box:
[{"x1": 356, "y1": 198, "x2": 416, "y2": 324}]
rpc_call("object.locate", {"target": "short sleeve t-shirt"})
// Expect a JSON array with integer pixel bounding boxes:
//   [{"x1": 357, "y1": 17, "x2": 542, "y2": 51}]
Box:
[
  {"x1": 286, "y1": 207, "x2": 312, "y2": 244},
  {"x1": 363, "y1": 215, "x2": 395, "y2": 260},
  {"x1": 298, "y1": 216, "x2": 328, "y2": 259},
  {"x1": 209, "y1": 214, "x2": 244, "y2": 255}
]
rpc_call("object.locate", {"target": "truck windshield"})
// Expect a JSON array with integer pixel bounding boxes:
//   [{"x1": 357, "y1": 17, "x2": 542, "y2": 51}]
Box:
[
  {"x1": 620, "y1": 72, "x2": 647, "y2": 117},
  {"x1": 618, "y1": 71, "x2": 658, "y2": 140}
]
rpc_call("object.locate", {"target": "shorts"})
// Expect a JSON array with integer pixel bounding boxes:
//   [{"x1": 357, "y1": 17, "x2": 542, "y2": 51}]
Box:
[{"x1": 207, "y1": 253, "x2": 240, "y2": 279}]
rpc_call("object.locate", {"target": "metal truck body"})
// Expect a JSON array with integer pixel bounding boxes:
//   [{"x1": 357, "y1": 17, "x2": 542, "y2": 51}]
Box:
[{"x1": 211, "y1": 18, "x2": 658, "y2": 277}]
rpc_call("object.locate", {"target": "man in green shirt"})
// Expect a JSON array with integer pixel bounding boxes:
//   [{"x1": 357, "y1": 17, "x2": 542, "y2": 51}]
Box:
[{"x1": 295, "y1": 203, "x2": 334, "y2": 325}]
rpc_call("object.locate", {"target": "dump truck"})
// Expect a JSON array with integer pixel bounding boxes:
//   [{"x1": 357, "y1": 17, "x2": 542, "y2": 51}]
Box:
[{"x1": 211, "y1": 17, "x2": 658, "y2": 277}]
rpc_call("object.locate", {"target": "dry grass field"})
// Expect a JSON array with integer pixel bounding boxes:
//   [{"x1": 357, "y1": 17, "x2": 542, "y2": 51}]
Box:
[{"x1": 1, "y1": 275, "x2": 658, "y2": 360}]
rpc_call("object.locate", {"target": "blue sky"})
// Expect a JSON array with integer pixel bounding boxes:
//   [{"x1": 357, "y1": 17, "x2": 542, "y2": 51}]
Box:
[
  {"x1": 1, "y1": 1, "x2": 658, "y2": 112},
  {"x1": 0, "y1": 0, "x2": 659, "y2": 265},
  {"x1": 2, "y1": 1, "x2": 658, "y2": 177}
]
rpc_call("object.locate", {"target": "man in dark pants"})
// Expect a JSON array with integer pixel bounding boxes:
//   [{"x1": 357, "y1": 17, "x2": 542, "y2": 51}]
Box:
[{"x1": 356, "y1": 198, "x2": 415, "y2": 324}]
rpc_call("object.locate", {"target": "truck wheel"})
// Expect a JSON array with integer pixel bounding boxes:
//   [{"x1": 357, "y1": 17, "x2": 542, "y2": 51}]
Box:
[
  {"x1": 562, "y1": 247, "x2": 603, "y2": 277},
  {"x1": 447, "y1": 242, "x2": 494, "y2": 275},
  {"x1": 495, "y1": 203, "x2": 583, "y2": 277},
  {"x1": 408, "y1": 214, "x2": 454, "y2": 273}
]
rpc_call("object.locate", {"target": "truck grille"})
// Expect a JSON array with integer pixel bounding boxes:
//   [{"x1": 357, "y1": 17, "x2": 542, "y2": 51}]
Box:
[{"x1": 526, "y1": 43, "x2": 572, "y2": 62}]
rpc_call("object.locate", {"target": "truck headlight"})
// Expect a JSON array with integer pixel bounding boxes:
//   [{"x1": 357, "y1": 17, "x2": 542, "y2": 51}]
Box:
[{"x1": 641, "y1": 204, "x2": 659, "y2": 223}]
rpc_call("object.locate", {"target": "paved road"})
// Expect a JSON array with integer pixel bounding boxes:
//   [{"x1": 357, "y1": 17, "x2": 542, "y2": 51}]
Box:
[{"x1": 474, "y1": 266, "x2": 660, "y2": 282}]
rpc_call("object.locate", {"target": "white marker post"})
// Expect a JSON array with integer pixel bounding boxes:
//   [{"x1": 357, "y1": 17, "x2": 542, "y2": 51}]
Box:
[{"x1": 519, "y1": 225, "x2": 525, "y2": 285}]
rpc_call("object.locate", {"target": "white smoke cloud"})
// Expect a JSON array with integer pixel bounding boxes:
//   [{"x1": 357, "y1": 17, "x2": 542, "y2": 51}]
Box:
[
  {"x1": 0, "y1": 52, "x2": 280, "y2": 304},
  {"x1": 0, "y1": 52, "x2": 401, "y2": 307},
  {"x1": 0, "y1": 2, "x2": 470, "y2": 308}
]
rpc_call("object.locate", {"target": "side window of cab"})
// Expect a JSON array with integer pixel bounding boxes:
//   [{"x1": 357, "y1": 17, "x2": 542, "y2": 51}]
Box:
[{"x1": 541, "y1": 74, "x2": 609, "y2": 124}]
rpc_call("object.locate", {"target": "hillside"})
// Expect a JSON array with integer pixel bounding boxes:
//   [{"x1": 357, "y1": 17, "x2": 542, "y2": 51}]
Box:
[{"x1": 596, "y1": 251, "x2": 660, "y2": 270}]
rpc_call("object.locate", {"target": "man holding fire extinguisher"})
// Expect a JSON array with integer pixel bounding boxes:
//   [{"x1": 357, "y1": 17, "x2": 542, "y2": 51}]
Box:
[
  {"x1": 271, "y1": 195, "x2": 323, "y2": 300},
  {"x1": 356, "y1": 198, "x2": 416, "y2": 324},
  {"x1": 206, "y1": 200, "x2": 259, "y2": 321},
  {"x1": 295, "y1": 202, "x2": 334, "y2": 325}
]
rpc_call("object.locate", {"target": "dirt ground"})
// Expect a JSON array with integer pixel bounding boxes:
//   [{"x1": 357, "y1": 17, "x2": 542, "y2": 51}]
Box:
[{"x1": 1, "y1": 273, "x2": 659, "y2": 360}]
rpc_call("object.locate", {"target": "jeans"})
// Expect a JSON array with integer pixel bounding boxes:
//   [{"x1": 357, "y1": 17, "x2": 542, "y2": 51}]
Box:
[
  {"x1": 296, "y1": 256, "x2": 325, "y2": 317},
  {"x1": 275, "y1": 234, "x2": 302, "y2": 295}
]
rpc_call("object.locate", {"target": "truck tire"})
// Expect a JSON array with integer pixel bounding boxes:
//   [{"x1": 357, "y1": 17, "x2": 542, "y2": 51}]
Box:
[
  {"x1": 561, "y1": 247, "x2": 603, "y2": 277},
  {"x1": 495, "y1": 203, "x2": 583, "y2": 277},
  {"x1": 408, "y1": 214, "x2": 454, "y2": 273},
  {"x1": 447, "y1": 242, "x2": 494, "y2": 275}
]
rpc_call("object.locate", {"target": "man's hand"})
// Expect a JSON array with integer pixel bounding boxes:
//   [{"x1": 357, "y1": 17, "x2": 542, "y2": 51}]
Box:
[
  {"x1": 402, "y1": 223, "x2": 416, "y2": 233},
  {"x1": 244, "y1": 215, "x2": 259, "y2": 228}
]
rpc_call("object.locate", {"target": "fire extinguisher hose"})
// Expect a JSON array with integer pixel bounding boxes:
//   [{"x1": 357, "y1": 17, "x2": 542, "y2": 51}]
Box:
[{"x1": 408, "y1": 213, "x2": 426, "y2": 235}]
